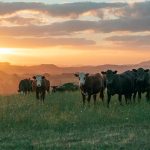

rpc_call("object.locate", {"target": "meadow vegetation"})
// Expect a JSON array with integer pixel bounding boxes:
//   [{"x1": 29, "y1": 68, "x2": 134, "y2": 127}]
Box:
[{"x1": 0, "y1": 92, "x2": 149, "y2": 150}]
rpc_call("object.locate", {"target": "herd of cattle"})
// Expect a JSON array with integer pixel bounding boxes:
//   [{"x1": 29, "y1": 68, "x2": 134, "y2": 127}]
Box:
[
  {"x1": 18, "y1": 76, "x2": 50, "y2": 101},
  {"x1": 18, "y1": 76, "x2": 78, "y2": 101},
  {"x1": 18, "y1": 68, "x2": 150, "y2": 107}
]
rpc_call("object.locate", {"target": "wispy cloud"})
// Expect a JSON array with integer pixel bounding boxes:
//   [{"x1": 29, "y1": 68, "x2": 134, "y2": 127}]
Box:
[
  {"x1": 0, "y1": 37, "x2": 95, "y2": 48},
  {"x1": 106, "y1": 35, "x2": 150, "y2": 48}
]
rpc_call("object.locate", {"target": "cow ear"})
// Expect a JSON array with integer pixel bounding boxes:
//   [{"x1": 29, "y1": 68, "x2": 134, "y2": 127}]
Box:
[
  {"x1": 74, "y1": 73, "x2": 79, "y2": 77},
  {"x1": 33, "y1": 76, "x2": 36, "y2": 79},
  {"x1": 113, "y1": 70, "x2": 117, "y2": 74},
  {"x1": 101, "y1": 71, "x2": 106, "y2": 75},
  {"x1": 86, "y1": 73, "x2": 89, "y2": 77},
  {"x1": 42, "y1": 76, "x2": 45, "y2": 79},
  {"x1": 132, "y1": 69, "x2": 137, "y2": 72},
  {"x1": 145, "y1": 69, "x2": 149, "y2": 72}
]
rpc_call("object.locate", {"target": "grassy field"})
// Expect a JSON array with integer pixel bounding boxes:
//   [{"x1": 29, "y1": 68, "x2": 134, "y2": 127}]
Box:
[{"x1": 0, "y1": 92, "x2": 149, "y2": 150}]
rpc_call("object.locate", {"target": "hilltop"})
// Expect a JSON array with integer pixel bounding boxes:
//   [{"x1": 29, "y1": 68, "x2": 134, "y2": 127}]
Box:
[{"x1": 0, "y1": 60, "x2": 150, "y2": 75}]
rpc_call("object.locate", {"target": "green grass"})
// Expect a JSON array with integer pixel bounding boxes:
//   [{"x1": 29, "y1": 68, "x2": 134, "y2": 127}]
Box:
[{"x1": 0, "y1": 92, "x2": 149, "y2": 150}]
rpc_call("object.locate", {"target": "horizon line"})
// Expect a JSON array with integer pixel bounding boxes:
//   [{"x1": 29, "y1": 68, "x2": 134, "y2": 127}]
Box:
[{"x1": 0, "y1": 60, "x2": 149, "y2": 67}]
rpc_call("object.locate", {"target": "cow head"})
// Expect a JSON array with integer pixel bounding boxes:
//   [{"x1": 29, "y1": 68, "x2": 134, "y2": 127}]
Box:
[
  {"x1": 101, "y1": 70, "x2": 117, "y2": 86},
  {"x1": 33, "y1": 75, "x2": 45, "y2": 87},
  {"x1": 132, "y1": 68, "x2": 149, "y2": 83},
  {"x1": 74, "y1": 72, "x2": 89, "y2": 87}
]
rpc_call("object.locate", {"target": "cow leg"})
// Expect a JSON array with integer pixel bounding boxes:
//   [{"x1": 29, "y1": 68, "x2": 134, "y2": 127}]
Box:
[
  {"x1": 100, "y1": 89, "x2": 104, "y2": 103},
  {"x1": 138, "y1": 91, "x2": 141, "y2": 102},
  {"x1": 125, "y1": 94, "x2": 131, "y2": 105},
  {"x1": 47, "y1": 87, "x2": 50, "y2": 93},
  {"x1": 107, "y1": 93, "x2": 111, "y2": 108},
  {"x1": 133, "y1": 91, "x2": 137, "y2": 103},
  {"x1": 125, "y1": 95, "x2": 128, "y2": 105},
  {"x1": 82, "y1": 93, "x2": 86, "y2": 106},
  {"x1": 93, "y1": 94, "x2": 97, "y2": 105},
  {"x1": 129, "y1": 94, "x2": 132, "y2": 104},
  {"x1": 40, "y1": 91, "x2": 44, "y2": 103},
  {"x1": 118, "y1": 94, "x2": 123, "y2": 106},
  {"x1": 40, "y1": 92, "x2": 42, "y2": 102},
  {"x1": 127, "y1": 94, "x2": 131, "y2": 104},
  {"x1": 146, "y1": 91, "x2": 150, "y2": 102},
  {"x1": 24, "y1": 91, "x2": 27, "y2": 95},
  {"x1": 36, "y1": 91, "x2": 39, "y2": 100},
  {"x1": 87, "y1": 95, "x2": 91, "y2": 105},
  {"x1": 42, "y1": 91, "x2": 46, "y2": 103}
]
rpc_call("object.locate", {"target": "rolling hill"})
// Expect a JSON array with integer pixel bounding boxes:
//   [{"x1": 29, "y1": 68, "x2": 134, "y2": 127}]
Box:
[{"x1": 0, "y1": 60, "x2": 150, "y2": 75}]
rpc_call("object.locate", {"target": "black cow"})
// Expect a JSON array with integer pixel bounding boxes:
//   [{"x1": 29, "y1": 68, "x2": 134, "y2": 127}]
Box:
[
  {"x1": 51, "y1": 83, "x2": 79, "y2": 93},
  {"x1": 45, "y1": 79, "x2": 50, "y2": 93},
  {"x1": 18, "y1": 79, "x2": 32, "y2": 94},
  {"x1": 123, "y1": 70, "x2": 137, "y2": 102},
  {"x1": 74, "y1": 72, "x2": 105, "y2": 105},
  {"x1": 133, "y1": 68, "x2": 150, "y2": 101},
  {"x1": 101, "y1": 70, "x2": 136, "y2": 108},
  {"x1": 51, "y1": 86, "x2": 58, "y2": 93}
]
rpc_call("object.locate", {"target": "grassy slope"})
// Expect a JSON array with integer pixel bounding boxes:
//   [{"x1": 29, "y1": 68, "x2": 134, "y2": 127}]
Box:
[{"x1": 0, "y1": 92, "x2": 149, "y2": 150}]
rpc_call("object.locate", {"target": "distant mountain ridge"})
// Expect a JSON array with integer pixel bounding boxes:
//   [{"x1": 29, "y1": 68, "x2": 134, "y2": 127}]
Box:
[{"x1": 0, "y1": 60, "x2": 149, "y2": 75}]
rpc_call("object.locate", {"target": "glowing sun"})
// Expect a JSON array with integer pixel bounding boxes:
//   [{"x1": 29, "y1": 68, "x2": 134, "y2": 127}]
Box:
[{"x1": 0, "y1": 48, "x2": 15, "y2": 54}]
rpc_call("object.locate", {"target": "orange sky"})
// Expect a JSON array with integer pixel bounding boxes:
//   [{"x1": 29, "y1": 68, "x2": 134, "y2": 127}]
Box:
[
  {"x1": 0, "y1": 48, "x2": 149, "y2": 66},
  {"x1": 0, "y1": 0, "x2": 149, "y2": 66}
]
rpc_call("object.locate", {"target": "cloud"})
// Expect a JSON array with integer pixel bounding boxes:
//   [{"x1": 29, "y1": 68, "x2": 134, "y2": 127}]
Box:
[
  {"x1": 0, "y1": 1, "x2": 150, "y2": 50},
  {"x1": 111, "y1": 1, "x2": 150, "y2": 18},
  {"x1": 0, "y1": 16, "x2": 45, "y2": 26},
  {"x1": 0, "y1": 1, "x2": 149, "y2": 34},
  {"x1": 0, "y1": 2, "x2": 126, "y2": 18},
  {"x1": 1, "y1": 17, "x2": 150, "y2": 38},
  {"x1": 98, "y1": 17, "x2": 150, "y2": 33},
  {"x1": 106, "y1": 35, "x2": 150, "y2": 48},
  {"x1": 0, "y1": 37, "x2": 95, "y2": 48}
]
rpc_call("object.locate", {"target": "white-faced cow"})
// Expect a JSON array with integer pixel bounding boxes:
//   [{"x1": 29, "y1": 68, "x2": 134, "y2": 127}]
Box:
[
  {"x1": 33, "y1": 75, "x2": 50, "y2": 102},
  {"x1": 74, "y1": 72, "x2": 105, "y2": 105}
]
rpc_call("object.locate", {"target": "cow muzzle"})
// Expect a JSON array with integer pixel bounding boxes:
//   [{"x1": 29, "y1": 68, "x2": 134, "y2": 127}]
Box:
[
  {"x1": 37, "y1": 84, "x2": 41, "y2": 87},
  {"x1": 79, "y1": 82, "x2": 85, "y2": 87}
]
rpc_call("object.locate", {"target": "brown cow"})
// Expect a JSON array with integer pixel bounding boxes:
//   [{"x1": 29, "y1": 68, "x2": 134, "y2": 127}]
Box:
[
  {"x1": 32, "y1": 75, "x2": 50, "y2": 102},
  {"x1": 74, "y1": 72, "x2": 105, "y2": 105}
]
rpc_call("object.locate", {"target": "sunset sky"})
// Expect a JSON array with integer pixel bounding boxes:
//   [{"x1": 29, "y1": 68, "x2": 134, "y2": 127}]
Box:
[{"x1": 0, "y1": 0, "x2": 150, "y2": 66}]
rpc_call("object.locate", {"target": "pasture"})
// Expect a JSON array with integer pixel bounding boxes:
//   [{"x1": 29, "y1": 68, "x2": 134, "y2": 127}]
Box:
[{"x1": 0, "y1": 92, "x2": 149, "y2": 150}]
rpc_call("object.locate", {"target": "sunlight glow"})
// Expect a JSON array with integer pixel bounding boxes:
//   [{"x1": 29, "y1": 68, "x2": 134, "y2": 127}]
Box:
[{"x1": 0, "y1": 48, "x2": 15, "y2": 55}]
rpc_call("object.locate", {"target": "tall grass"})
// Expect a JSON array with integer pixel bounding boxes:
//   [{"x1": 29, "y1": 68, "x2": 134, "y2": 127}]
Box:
[{"x1": 0, "y1": 92, "x2": 149, "y2": 150}]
